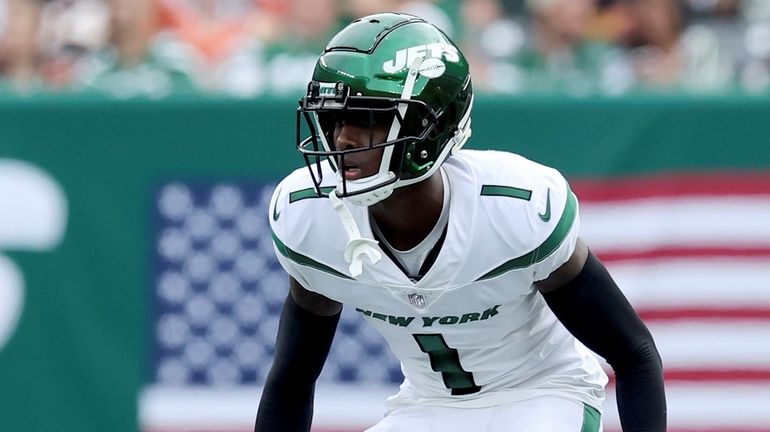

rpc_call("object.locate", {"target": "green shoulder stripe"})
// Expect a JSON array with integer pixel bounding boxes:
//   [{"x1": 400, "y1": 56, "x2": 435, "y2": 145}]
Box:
[
  {"x1": 476, "y1": 188, "x2": 577, "y2": 281},
  {"x1": 480, "y1": 185, "x2": 532, "y2": 201},
  {"x1": 271, "y1": 229, "x2": 352, "y2": 280},
  {"x1": 289, "y1": 186, "x2": 335, "y2": 203}
]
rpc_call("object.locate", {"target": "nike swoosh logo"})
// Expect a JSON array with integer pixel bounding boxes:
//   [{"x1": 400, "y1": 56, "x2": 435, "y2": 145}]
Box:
[
  {"x1": 272, "y1": 185, "x2": 282, "y2": 221},
  {"x1": 538, "y1": 188, "x2": 551, "y2": 222}
]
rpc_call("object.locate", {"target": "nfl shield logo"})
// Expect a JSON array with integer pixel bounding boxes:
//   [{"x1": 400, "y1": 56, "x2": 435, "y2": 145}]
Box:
[{"x1": 407, "y1": 292, "x2": 426, "y2": 308}]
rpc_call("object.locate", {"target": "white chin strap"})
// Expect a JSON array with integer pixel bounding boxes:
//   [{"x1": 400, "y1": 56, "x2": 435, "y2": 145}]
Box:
[
  {"x1": 341, "y1": 175, "x2": 396, "y2": 207},
  {"x1": 329, "y1": 192, "x2": 381, "y2": 277}
]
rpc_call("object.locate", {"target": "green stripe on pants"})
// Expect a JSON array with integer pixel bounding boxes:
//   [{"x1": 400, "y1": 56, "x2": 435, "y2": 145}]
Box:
[{"x1": 581, "y1": 404, "x2": 601, "y2": 432}]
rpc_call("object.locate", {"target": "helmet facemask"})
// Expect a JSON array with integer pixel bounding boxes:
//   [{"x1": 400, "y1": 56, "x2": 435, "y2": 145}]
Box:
[{"x1": 297, "y1": 77, "x2": 442, "y2": 206}]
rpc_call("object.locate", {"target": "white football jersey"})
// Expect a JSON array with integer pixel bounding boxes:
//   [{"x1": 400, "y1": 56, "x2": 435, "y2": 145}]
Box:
[{"x1": 269, "y1": 149, "x2": 607, "y2": 413}]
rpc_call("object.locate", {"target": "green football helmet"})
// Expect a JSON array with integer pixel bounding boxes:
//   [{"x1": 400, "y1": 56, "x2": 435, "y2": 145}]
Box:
[{"x1": 298, "y1": 13, "x2": 474, "y2": 206}]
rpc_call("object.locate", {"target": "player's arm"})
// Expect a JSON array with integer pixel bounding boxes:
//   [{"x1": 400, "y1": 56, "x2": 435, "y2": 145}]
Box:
[
  {"x1": 535, "y1": 238, "x2": 666, "y2": 432},
  {"x1": 254, "y1": 277, "x2": 342, "y2": 432}
]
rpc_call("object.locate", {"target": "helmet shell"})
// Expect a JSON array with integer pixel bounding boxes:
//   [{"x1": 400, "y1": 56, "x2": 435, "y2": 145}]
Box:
[
  {"x1": 316, "y1": 14, "x2": 470, "y2": 107},
  {"x1": 298, "y1": 13, "x2": 474, "y2": 204}
]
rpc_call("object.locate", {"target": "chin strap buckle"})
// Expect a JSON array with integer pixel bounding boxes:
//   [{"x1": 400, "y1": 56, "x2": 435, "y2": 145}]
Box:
[{"x1": 329, "y1": 192, "x2": 382, "y2": 277}]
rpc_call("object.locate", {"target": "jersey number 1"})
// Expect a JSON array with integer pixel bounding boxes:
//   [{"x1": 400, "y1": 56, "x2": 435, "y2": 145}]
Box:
[{"x1": 413, "y1": 334, "x2": 481, "y2": 395}]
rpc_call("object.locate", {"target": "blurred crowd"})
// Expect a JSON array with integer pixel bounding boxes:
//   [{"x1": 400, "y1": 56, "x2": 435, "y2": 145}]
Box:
[{"x1": 1, "y1": 0, "x2": 769, "y2": 98}]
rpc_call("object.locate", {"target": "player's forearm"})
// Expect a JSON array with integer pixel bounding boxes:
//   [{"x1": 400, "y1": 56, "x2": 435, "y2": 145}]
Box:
[
  {"x1": 254, "y1": 292, "x2": 340, "y2": 432},
  {"x1": 613, "y1": 346, "x2": 666, "y2": 432},
  {"x1": 255, "y1": 378, "x2": 314, "y2": 431},
  {"x1": 542, "y1": 251, "x2": 666, "y2": 432}
]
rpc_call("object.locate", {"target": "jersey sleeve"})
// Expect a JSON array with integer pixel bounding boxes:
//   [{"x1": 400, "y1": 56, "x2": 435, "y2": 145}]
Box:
[
  {"x1": 267, "y1": 178, "x2": 313, "y2": 288},
  {"x1": 530, "y1": 169, "x2": 581, "y2": 282}
]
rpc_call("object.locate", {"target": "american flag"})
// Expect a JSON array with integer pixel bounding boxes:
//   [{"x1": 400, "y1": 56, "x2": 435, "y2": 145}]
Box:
[
  {"x1": 142, "y1": 182, "x2": 401, "y2": 432},
  {"x1": 576, "y1": 173, "x2": 770, "y2": 432},
  {"x1": 140, "y1": 173, "x2": 770, "y2": 432}
]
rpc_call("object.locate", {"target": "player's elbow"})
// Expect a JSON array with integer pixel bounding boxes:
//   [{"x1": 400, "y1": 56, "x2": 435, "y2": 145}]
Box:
[{"x1": 608, "y1": 333, "x2": 663, "y2": 377}]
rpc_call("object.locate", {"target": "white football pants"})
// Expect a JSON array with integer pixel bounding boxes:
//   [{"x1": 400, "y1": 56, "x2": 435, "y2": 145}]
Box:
[{"x1": 365, "y1": 395, "x2": 602, "y2": 432}]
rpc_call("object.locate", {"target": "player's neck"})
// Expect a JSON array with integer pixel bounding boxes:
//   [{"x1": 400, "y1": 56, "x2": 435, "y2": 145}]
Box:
[{"x1": 369, "y1": 171, "x2": 444, "y2": 251}]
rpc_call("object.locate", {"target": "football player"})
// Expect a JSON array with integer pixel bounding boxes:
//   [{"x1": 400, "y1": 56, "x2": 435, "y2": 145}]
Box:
[{"x1": 256, "y1": 13, "x2": 666, "y2": 432}]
